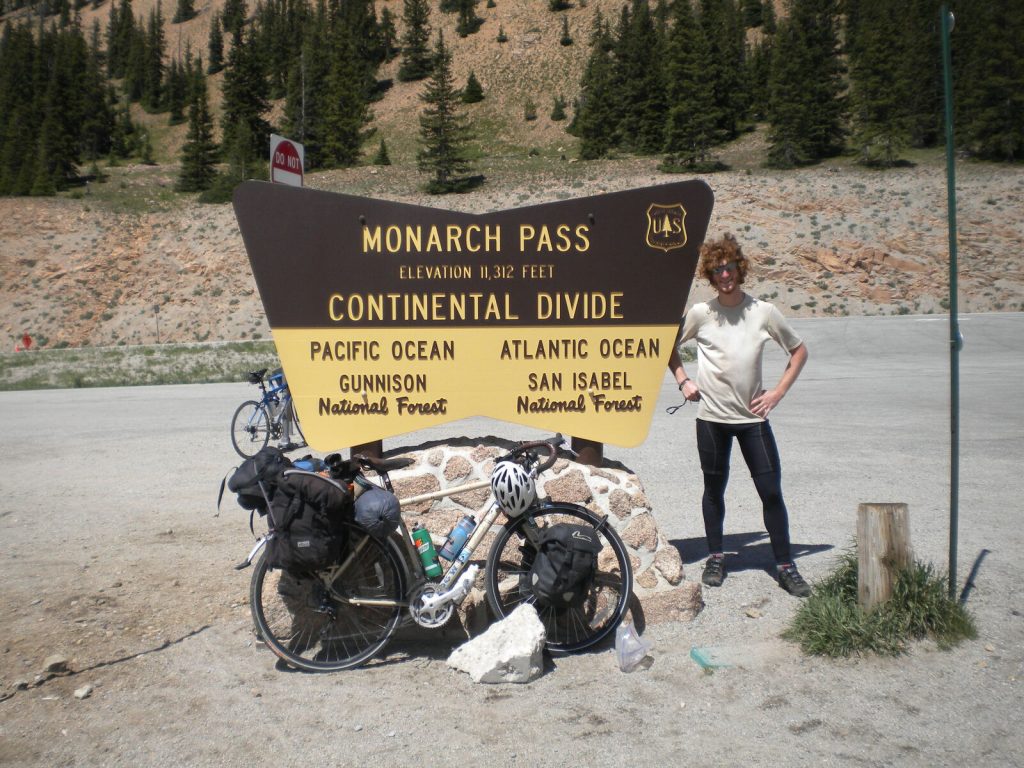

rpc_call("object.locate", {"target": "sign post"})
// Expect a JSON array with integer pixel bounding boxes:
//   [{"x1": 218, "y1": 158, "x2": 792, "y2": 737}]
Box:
[{"x1": 270, "y1": 134, "x2": 304, "y2": 187}]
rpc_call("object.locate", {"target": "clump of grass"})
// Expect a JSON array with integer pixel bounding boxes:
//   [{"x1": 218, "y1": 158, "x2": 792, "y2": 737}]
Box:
[
  {"x1": 0, "y1": 340, "x2": 281, "y2": 390},
  {"x1": 782, "y1": 549, "x2": 977, "y2": 657}
]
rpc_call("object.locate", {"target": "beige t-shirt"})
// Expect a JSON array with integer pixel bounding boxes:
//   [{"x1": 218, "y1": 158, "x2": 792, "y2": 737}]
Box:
[{"x1": 677, "y1": 294, "x2": 803, "y2": 424}]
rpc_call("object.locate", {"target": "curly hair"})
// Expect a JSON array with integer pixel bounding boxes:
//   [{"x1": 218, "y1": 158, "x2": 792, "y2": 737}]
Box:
[{"x1": 699, "y1": 232, "x2": 749, "y2": 286}]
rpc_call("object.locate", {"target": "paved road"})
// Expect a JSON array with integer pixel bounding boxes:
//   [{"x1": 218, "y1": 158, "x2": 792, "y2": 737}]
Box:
[
  {"x1": 2, "y1": 313, "x2": 1020, "y2": 584},
  {"x1": 1, "y1": 313, "x2": 1022, "y2": 768}
]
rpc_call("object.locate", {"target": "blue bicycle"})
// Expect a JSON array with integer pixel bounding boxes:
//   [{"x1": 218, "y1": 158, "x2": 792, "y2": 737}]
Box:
[{"x1": 230, "y1": 368, "x2": 306, "y2": 459}]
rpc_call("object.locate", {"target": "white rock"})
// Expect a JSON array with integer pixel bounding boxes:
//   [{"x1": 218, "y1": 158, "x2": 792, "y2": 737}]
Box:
[
  {"x1": 43, "y1": 654, "x2": 68, "y2": 673},
  {"x1": 74, "y1": 684, "x2": 93, "y2": 700},
  {"x1": 447, "y1": 604, "x2": 546, "y2": 684}
]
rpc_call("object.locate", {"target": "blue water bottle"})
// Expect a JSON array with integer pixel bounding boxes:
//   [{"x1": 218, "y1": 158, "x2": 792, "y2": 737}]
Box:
[{"x1": 439, "y1": 515, "x2": 477, "y2": 561}]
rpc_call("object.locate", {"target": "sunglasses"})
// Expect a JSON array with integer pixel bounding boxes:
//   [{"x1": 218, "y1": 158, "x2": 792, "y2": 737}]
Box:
[{"x1": 712, "y1": 261, "x2": 738, "y2": 276}]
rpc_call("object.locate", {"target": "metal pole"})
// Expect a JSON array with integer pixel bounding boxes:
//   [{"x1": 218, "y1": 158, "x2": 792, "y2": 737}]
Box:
[{"x1": 940, "y1": 5, "x2": 962, "y2": 599}]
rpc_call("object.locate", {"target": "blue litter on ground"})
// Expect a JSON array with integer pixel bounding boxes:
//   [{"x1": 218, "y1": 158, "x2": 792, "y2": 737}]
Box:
[{"x1": 689, "y1": 646, "x2": 733, "y2": 669}]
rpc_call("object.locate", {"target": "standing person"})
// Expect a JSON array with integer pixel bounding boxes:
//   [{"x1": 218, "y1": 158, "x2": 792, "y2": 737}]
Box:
[{"x1": 668, "y1": 233, "x2": 811, "y2": 597}]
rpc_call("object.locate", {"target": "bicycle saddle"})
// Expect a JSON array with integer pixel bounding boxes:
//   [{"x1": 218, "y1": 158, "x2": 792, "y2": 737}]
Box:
[{"x1": 354, "y1": 454, "x2": 415, "y2": 474}]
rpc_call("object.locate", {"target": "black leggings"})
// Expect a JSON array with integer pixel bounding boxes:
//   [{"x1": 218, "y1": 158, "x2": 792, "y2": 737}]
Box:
[{"x1": 695, "y1": 418, "x2": 792, "y2": 565}]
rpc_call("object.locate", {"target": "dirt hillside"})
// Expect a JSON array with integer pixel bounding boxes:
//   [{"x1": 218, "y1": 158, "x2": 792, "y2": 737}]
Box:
[{"x1": 2, "y1": 151, "x2": 1022, "y2": 350}]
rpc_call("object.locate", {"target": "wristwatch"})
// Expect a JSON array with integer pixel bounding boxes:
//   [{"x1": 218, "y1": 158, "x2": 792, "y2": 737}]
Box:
[{"x1": 678, "y1": 378, "x2": 690, "y2": 391}]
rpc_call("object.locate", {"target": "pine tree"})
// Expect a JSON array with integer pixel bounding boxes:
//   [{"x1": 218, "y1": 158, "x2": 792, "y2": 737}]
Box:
[
  {"x1": 745, "y1": 34, "x2": 772, "y2": 122},
  {"x1": 417, "y1": 32, "x2": 477, "y2": 193},
  {"x1": 742, "y1": 0, "x2": 762, "y2": 27},
  {"x1": 177, "y1": 72, "x2": 217, "y2": 191},
  {"x1": 766, "y1": 0, "x2": 845, "y2": 167},
  {"x1": 379, "y1": 7, "x2": 398, "y2": 61},
  {"x1": 766, "y1": 13, "x2": 812, "y2": 166},
  {"x1": 139, "y1": 127, "x2": 156, "y2": 163},
  {"x1": 899, "y1": 0, "x2": 942, "y2": 148},
  {"x1": 207, "y1": 12, "x2": 224, "y2": 73},
  {"x1": 698, "y1": 0, "x2": 748, "y2": 143},
  {"x1": 319, "y1": 22, "x2": 370, "y2": 167},
  {"x1": 0, "y1": 23, "x2": 37, "y2": 194},
  {"x1": 573, "y1": 12, "x2": 617, "y2": 159},
  {"x1": 661, "y1": 0, "x2": 719, "y2": 171},
  {"x1": 462, "y1": 70, "x2": 484, "y2": 103},
  {"x1": 122, "y1": 18, "x2": 147, "y2": 101},
  {"x1": 284, "y1": 4, "x2": 331, "y2": 169},
  {"x1": 220, "y1": 26, "x2": 271, "y2": 174},
  {"x1": 398, "y1": 0, "x2": 432, "y2": 82},
  {"x1": 141, "y1": 3, "x2": 165, "y2": 111},
  {"x1": 560, "y1": 15, "x2": 573, "y2": 45},
  {"x1": 372, "y1": 138, "x2": 390, "y2": 165},
  {"x1": 955, "y1": 0, "x2": 1024, "y2": 160},
  {"x1": 762, "y1": 0, "x2": 776, "y2": 33},
  {"x1": 551, "y1": 94, "x2": 567, "y2": 121},
  {"x1": 221, "y1": 0, "x2": 247, "y2": 39},
  {"x1": 847, "y1": 0, "x2": 910, "y2": 165},
  {"x1": 613, "y1": 0, "x2": 666, "y2": 155},
  {"x1": 106, "y1": 0, "x2": 137, "y2": 79},
  {"x1": 165, "y1": 57, "x2": 188, "y2": 124}
]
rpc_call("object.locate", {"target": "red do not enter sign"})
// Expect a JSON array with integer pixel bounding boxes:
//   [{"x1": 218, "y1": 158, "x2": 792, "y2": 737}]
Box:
[{"x1": 270, "y1": 135, "x2": 304, "y2": 187}]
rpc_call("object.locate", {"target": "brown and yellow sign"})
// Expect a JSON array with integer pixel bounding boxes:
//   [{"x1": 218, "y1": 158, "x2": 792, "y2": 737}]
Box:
[{"x1": 233, "y1": 180, "x2": 714, "y2": 449}]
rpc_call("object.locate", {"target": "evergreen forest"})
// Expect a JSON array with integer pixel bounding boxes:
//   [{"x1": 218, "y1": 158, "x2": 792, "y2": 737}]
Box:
[{"x1": 0, "y1": 0, "x2": 1020, "y2": 199}]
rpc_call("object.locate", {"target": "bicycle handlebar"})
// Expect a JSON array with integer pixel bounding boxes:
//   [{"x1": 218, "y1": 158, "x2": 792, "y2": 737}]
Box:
[{"x1": 501, "y1": 434, "x2": 563, "y2": 474}]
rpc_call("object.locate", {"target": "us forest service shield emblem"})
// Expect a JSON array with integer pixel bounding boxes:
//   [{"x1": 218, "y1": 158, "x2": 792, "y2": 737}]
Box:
[{"x1": 646, "y1": 203, "x2": 688, "y2": 252}]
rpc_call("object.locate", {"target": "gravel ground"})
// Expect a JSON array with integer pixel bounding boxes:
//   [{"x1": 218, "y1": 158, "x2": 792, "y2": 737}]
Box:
[{"x1": 0, "y1": 314, "x2": 1022, "y2": 767}]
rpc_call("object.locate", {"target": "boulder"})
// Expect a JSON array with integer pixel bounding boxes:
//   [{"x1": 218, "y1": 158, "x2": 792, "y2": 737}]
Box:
[{"x1": 447, "y1": 604, "x2": 546, "y2": 684}]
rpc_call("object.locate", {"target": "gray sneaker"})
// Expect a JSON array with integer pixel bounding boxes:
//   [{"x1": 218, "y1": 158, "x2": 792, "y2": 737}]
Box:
[
  {"x1": 778, "y1": 565, "x2": 811, "y2": 597},
  {"x1": 701, "y1": 556, "x2": 725, "y2": 587}
]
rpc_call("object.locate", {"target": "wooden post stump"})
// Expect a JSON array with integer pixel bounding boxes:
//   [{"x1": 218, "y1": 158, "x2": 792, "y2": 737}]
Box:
[
  {"x1": 350, "y1": 439, "x2": 383, "y2": 459},
  {"x1": 571, "y1": 437, "x2": 603, "y2": 467},
  {"x1": 857, "y1": 502, "x2": 913, "y2": 610}
]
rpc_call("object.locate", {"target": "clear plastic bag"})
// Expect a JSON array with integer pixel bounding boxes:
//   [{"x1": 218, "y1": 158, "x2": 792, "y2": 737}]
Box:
[{"x1": 615, "y1": 620, "x2": 652, "y2": 672}]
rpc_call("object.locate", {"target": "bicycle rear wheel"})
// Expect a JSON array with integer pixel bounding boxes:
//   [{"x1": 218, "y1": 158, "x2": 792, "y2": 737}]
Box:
[
  {"x1": 287, "y1": 398, "x2": 307, "y2": 448},
  {"x1": 250, "y1": 523, "x2": 405, "y2": 672},
  {"x1": 485, "y1": 503, "x2": 633, "y2": 655},
  {"x1": 231, "y1": 400, "x2": 270, "y2": 459}
]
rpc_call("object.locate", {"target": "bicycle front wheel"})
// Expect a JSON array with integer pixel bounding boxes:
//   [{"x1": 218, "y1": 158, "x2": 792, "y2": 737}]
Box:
[
  {"x1": 231, "y1": 400, "x2": 271, "y2": 459},
  {"x1": 250, "y1": 523, "x2": 405, "y2": 672},
  {"x1": 485, "y1": 503, "x2": 633, "y2": 655}
]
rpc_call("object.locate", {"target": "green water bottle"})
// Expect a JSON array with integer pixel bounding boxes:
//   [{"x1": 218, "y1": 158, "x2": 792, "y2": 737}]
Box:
[{"x1": 412, "y1": 524, "x2": 443, "y2": 579}]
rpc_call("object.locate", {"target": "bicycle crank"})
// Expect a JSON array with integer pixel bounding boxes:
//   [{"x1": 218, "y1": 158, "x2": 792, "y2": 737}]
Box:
[
  {"x1": 408, "y1": 565, "x2": 479, "y2": 629},
  {"x1": 408, "y1": 584, "x2": 454, "y2": 628}
]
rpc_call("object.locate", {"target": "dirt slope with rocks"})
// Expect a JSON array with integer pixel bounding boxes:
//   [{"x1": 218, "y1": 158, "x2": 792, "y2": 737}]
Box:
[{"x1": 2, "y1": 152, "x2": 1022, "y2": 351}]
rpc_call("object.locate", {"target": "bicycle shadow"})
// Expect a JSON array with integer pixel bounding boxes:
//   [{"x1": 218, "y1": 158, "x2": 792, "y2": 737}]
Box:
[{"x1": 668, "y1": 532, "x2": 834, "y2": 576}]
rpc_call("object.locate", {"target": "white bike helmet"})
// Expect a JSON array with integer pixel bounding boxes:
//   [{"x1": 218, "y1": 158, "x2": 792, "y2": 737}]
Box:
[{"x1": 491, "y1": 461, "x2": 537, "y2": 517}]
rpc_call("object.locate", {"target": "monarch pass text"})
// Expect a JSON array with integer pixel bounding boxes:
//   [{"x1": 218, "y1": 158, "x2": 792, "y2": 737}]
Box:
[{"x1": 362, "y1": 223, "x2": 591, "y2": 254}]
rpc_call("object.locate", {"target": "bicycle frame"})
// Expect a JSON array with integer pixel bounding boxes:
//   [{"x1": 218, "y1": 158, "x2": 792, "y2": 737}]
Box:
[
  {"x1": 241, "y1": 372, "x2": 293, "y2": 438},
  {"x1": 346, "y1": 466, "x2": 547, "y2": 617}
]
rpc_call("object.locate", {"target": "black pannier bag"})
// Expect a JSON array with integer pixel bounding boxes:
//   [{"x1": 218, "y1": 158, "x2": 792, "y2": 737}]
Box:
[
  {"x1": 529, "y1": 523, "x2": 603, "y2": 609},
  {"x1": 226, "y1": 446, "x2": 293, "y2": 513},
  {"x1": 263, "y1": 470, "x2": 353, "y2": 574}
]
